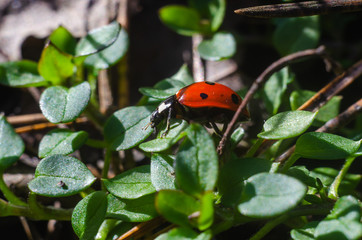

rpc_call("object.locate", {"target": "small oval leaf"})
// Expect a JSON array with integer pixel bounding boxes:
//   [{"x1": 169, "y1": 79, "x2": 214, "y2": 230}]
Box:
[
  {"x1": 175, "y1": 124, "x2": 218, "y2": 198},
  {"x1": 159, "y1": 5, "x2": 204, "y2": 36},
  {"x1": 0, "y1": 116, "x2": 25, "y2": 170},
  {"x1": 28, "y1": 155, "x2": 96, "y2": 197},
  {"x1": 150, "y1": 154, "x2": 176, "y2": 191},
  {"x1": 238, "y1": 173, "x2": 306, "y2": 218},
  {"x1": 295, "y1": 132, "x2": 361, "y2": 160},
  {"x1": 38, "y1": 43, "x2": 74, "y2": 85},
  {"x1": 40, "y1": 82, "x2": 91, "y2": 123},
  {"x1": 258, "y1": 110, "x2": 317, "y2": 140},
  {"x1": 38, "y1": 129, "x2": 88, "y2": 158},
  {"x1": 156, "y1": 190, "x2": 200, "y2": 228},
  {"x1": 0, "y1": 60, "x2": 48, "y2": 87},
  {"x1": 84, "y1": 28, "x2": 129, "y2": 70},
  {"x1": 198, "y1": 32, "x2": 236, "y2": 61},
  {"x1": 106, "y1": 193, "x2": 158, "y2": 222},
  {"x1": 72, "y1": 191, "x2": 108, "y2": 239},
  {"x1": 75, "y1": 21, "x2": 121, "y2": 57},
  {"x1": 104, "y1": 106, "x2": 154, "y2": 151},
  {"x1": 103, "y1": 165, "x2": 156, "y2": 199}
]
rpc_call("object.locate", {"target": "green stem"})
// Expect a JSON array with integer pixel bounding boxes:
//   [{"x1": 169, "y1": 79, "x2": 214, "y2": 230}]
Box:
[
  {"x1": 0, "y1": 172, "x2": 27, "y2": 206},
  {"x1": 328, "y1": 156, "x2": 356, "y2": 200},
  {"x1": 102, "y1": 148, "x2": 113, "y2": 190},
  {"x1": 84, "y1": 102, "x2": 107, "y2": 131},
  {"x1": 245, "y1": 138, "x2": 264, "y2": 158},
  {"x1": 279, "y1": 153, "x2": 300, "y2": 173},
  {"x1": 250, "y1": 203, "x2": 332, "y2": 240},
  {"x1": 27, "y1": 192, "x2": 72, "y2": 220},
  {"x1": 86, "y1": 138, "x2": 108, "y2": 149}
]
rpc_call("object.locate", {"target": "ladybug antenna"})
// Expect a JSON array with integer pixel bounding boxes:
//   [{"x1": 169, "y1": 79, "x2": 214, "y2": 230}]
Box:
[{"x1": 143, "y1": 122, "x2": 152, "y2": 131}]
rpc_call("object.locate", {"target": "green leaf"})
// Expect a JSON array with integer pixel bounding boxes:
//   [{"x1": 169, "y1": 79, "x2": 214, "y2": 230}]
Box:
[
  {"x1": 38, "y1": 43, "x2": 74, "y2": 85},
  {"x1": 103, "y1": 105, "x2": 154, "y2": 151},
  {"x1": 291, "y1": 221, "x2": 318, "y2": 240},
  {"x1": 290, "y1": 90, "x2": 341, "y2": 125},
  {"x1": 39, "y1": 82, "x2": 91, "y2": 123},
  {"x1": 230, "y1": 126, "x2": 245, "y2": 149},
  {"x1": 0, "y1": 60, "x2": 48, "y2": 87},
  {"x1": 273, "y1": 16, "x2": 320, "y2": 56},
  {"x1": 75, "y1": 21, "x2": 121, "y2": 57},
  {"x1": 238, "y1": 173, "x2": 306, "y2": 218},
  {"x1": 218, "y1": 157, "x2": 272, "y2": 207},
  {"x1": 156, "y1": 190, "x2": 200, "y2": 228},
  {"x1": 286, "y1": 166, "x2": 317, "y2": 188},
  {"x1": 106, "y1": 193, "x2": 157, "y2": 222},
  {"x1": 72, "y1": 191, "x2": 108, "y2": 240},
  {"x1": 139, "y1": 120, "x2": 188, "y2": 152},
  {"x1": 0, "y1": 116, "x2": 25, "y2": 171},
  {"x1": 28, "y1": 155, "x2": 96, "y2": 197},
  {"x1": 198, "y1": 32, "x2": 236, "y2": 61},
  {"x1": 156, "y1": 227, "x2": 212, "y2": 240},
  {"x1": 139, "y1": 79, "x2": 186, "y2": 100},
  {"x1": 261, "y1": 67, "x2": 293, "y2": 115},
  {"x1": 310, "y1": 167, "x2": 361, "y2": 195},
  {"x1": 103, "y1": 221, "x2": 133, "y2": 240},
  {"x1": 49, "y1": 26, "x2": 77, "y2": 55},
  {"x1": 103, "y1": 165, "x2": 156, "y2": 199},
  {"x1": 150, "y1": 154, "x2": 176, "y2": 191},
  {"x1": 84, "y1": 28, "x2": 128, "y2": 70},
  {"x1": 38, "y1": 129, "x2": 88, "y2": 158},
  {"x1": 175, "y1": 124, "x2": 218, "y2": 197},
  {"x1": 258, "y1": 110, "x2": 317, "y2": 140},
  {"x1": 189, "y1": 0, "x2": 225, "y2": 32},
  {"x1": 159, "y1": 5, "x2": 206, "y2": 36},
  {"x1": 198, "y1": 191, "x2": 214, "y2": 231},
  {"x1": 295, "y1": 132, "x2": 362, "y2": 159},
  {"x1": 315, "y1": 196, "x2": 362, "y2": 240}
]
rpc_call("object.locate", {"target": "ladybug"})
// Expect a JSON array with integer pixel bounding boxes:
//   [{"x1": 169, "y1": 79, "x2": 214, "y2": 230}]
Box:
[{"x1": 146, "y1": 81, "x2": 250, "y2": 137}]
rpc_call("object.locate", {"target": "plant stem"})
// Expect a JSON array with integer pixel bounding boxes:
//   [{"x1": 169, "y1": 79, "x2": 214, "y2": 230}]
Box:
[
  {"x1": 102, "y1": 148, "x2": 113, "y2": 190},
  {"x1": 280, "y1": 153, "x2": 300, "y2": 173},
  {"x1": 86, "y1": 138, "x2": 108, "y2": 149},
  {"x1": 0, "y1": 172, "x2": 27, "y2": 206},
  {"x1": 84, "y1": 102, "x2": 107, "y2": 131},
  {"x1": 250, "y1": 203, "x2": 332, "y2": 240},
  {"x1": 245, "y1": 138, "x2": 264, "y2": 158},
  {"x1": 328, "y1": 156, "x2": 356, "y2": 200}
]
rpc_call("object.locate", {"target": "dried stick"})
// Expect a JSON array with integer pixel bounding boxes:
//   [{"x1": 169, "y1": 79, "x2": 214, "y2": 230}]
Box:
[
  {"x1": 192, "y1": 34, "x2": 205, "y2": 82},
  {"x1": 116, "y1": 217, "x2": 165, "y2": 240},
  {"x1": 255, "y1": 58, "x2": 362, "y2": 156},
  {"x1": 15, "y1": 117, "x2": 88, "y2": 134},
  {"x1": 217, "y1": 46, "x2": 328, "y2": 155},
  {"x1": 7, "y1": 113, "x2": 47, "y2": 125},
  {"x1": 276, "y1": 98, "x2": 362, "y2": 164},
  {"x1": 234, "y1": 0, "x2": 362, "y2": 18}
]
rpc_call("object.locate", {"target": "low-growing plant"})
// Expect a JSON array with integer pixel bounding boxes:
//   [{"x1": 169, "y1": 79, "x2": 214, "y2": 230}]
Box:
[{"x1": 0, "y1": 0, "x2": 361, "y2": 239}]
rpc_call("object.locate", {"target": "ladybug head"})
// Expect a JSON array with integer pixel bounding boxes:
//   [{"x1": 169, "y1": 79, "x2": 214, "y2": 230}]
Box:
[{"x1": 146, "y1": 95, "x2": 177, "y2": 131}]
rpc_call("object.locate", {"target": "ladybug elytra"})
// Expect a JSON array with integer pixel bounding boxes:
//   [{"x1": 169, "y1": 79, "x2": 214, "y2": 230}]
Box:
[{"x1": 146, "y1": 81, "x2": 250, "y2": 136}]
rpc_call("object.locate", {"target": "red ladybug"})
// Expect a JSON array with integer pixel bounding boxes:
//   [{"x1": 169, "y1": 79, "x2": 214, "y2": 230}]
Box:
[{"x1": 146, "y1": 81, "x2": 250, "y2": 136}]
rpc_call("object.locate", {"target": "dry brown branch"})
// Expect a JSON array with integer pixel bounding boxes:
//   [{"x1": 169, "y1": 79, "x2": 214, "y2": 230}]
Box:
[
  {"x1": 234, "y1": 0, "x2": 362, "y2": 18},
  {"x1": 217, "y1": 46, "x2": 328, "y2": 155},
  {"x1": 116, "y1": 217, "x2": 166, "y2": 240},
  {"x1": 7, "y1": 113, "x2": 47, "y2": 125},
  {"x1": 255, "y1": 58, "x2": 362, "y2": 156}
]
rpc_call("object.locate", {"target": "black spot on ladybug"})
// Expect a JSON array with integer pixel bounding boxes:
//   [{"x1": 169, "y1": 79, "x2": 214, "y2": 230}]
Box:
[
  {"x1": 205, "y1": 81, "x2": 215, "y2": 85},
  {"x1": 231, "y1": 94, "x2": 239, "y2": 104},
  {"x1": 200, "y1": 93, "x2": 208, "y2": 99}
]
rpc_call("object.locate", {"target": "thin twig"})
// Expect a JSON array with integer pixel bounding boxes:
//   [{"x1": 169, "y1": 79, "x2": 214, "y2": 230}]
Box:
[
  {"x1": 192, "y1": 34, "x2": 205, "y2": 82},
  {"x1": 7, "y1": 113, "x2": 47, "y2": 125},
  {"x1": 234, "y1": 0, "x2": 362, "y2": 18},
  {"x1": 116, "y1": 217, "x2": 165, "y2": 240},
  {"x1": 15, "y1": 117, "x2": 88, "y2": 134},
  {"x1": 256, "y1": 59, "x2": 362, "y2": 156},
  {"x1": 276, "y1": 98, "x2": 362, "y2": 164},
  {"x1": 217, "y1": 46, "x2": 327, "y2": 155}
]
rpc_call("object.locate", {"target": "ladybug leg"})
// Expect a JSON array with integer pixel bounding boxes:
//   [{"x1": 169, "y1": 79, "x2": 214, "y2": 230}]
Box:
[
  {"x1": 210, "y1": 122, "x2": 223, "y2": 137},
  {"x1": 161, "y1": 107, "x2": 173, "y2": 138}
]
